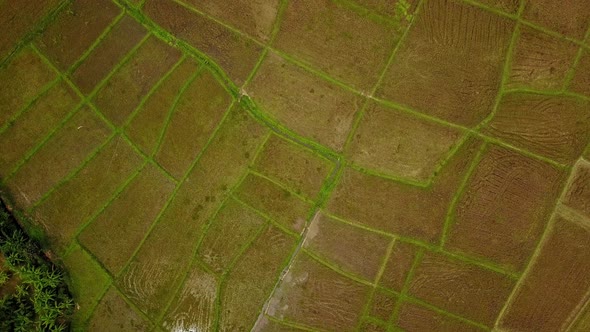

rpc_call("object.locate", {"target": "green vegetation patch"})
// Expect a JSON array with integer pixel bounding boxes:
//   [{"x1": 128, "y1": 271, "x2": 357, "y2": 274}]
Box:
[{"x1": 0, "y1": 199, "x2": 73, "y2": 331}]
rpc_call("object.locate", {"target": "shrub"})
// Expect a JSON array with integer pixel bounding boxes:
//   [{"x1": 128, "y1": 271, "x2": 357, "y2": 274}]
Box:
[{"x1": 0, "y1": 200, "x2": 73, "y2": 331}]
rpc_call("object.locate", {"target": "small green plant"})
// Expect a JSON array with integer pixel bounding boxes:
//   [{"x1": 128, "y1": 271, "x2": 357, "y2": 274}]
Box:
[
  {"x1": 0, "y1": 200, "x2": 73, "y2": 331},
  {"x1": 394, "y1": 0, "x2": 413, "y2": 29},
  {"x1": 0, "y1": 270, "x2": 8, "y2": 285}
]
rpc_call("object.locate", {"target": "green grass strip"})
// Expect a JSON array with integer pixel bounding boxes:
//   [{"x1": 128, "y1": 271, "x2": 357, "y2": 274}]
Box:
[
  {"x1": 323, "y1": 210, "x2": 520, "y2": 279},
  {"x1": 0, "y1": 0, "x2": 72, "y2": 70},
  {"x1": 474, "y1": 1, "x2": 523, "y2": 132},
  {"x1": 231, "y1": 195, "x2": 301, "y2": 239},
  {"x1": 122, "y1": 54, "x2": 188, "y2": 130},
  {"x1": 114, "y1": 0, "x2": 343, "y2": 166},
  {"x1": 67, "y1": 11, "x2": 126, "y2": 75},
  {"x1": 211, "y1": 223, "x2": 270, "y2": 331},
  {"x1": 72, "y1": 162, "x2": 147, "y2": 244},
  {"x1": 115, "y1": 101, "x2": 237, "y2": 282},
  {"x1": 342, "y1": 0, "x2": 425, "y2": 152},
  {"x1": 38, "y1": 39, "x2": 182, "y2": 185},
  {"x1": 562, "y1": 26, "x2": 590, "y2": 91},
  {"x1": 356, "y1": 238, "x2": 397, "y2": 330},
  {"x1": 388, "y1": 248, "x2": 424, "y2": 324},
  {"x1": 74, "y1": 243, "x2": 157, "y2": 328},
  {"x1": 155, "y1": 165, "x2": 254, "y2": 324},
  {"x1": 459, "y1": 0, "x2": 518, "y2": 20},
  {"x1": 247, "y1": 169, "x2": 316, "y2": 204},
  {"x1": 240, "y1": 0, "x2": 289, "y2": 88},
  {"x1": 493, "y1": 163, "x2": 578, "y2": 328},
  {"x1": 28, "y1": 134, "x2": 116, "y2": 212},
  {"x1": 0, "y1": 74, "x2": 62, "y2": 136},
  {"x1": 439, "y1": 142, "x2": 487, "y2": 248},
  {"x1": 0, "y1": 102, "x2": 84, "y2": 187},
  {"x1": 266, "y1": 315, "x2": 326, "y2": 332},
  {"x1": 152, "y1": 66, "x2": 204, "y2": 158},
  {"x1": 346, "y1": 162, "x2": 430, "y2": 188},
  {"x1": 402, "y1": 296, "x2": 491, "y2": 331}
]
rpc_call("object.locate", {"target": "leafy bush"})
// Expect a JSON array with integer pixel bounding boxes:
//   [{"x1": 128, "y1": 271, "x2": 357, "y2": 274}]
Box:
[{"x1": 0, "y1": 201, "x2": 73, "y2": 331}]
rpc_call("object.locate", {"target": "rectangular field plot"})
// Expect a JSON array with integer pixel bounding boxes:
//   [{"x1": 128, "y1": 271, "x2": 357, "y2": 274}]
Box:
[
  {"x1": 408, "y1": 251, "x2": 515, "y2": 326},
  {"x1": 196, "y1": 198, "x2": 267, "y2": 275},
  {"x1": 267, "y1": 252, "x2": 370, "y2": 331},
  {"x1": 87, "y1": 287, "x2": 152, "y2": 331},
  {"x1": 246, "y1": 52, "x2": 362, "y2": 151},
  {"x1": 70, "y1": 15, "x2": 148, "y2": 95},
  {"x1": 0, "y1": 48, "x2": 56, "y2": 126},
  {"x1": 273, "y1": 0, "x2": 403, "y2": 91},
  {"x1": 395, "y1": 302, "x2": 486, "y2": 331},
  {"x1": 181, "y1": 0, "x2": 281, "y2": 42},
  {"x1": 498, "y1": 213, "x2": 590, "y2": 331},
  {"x1": 304, "y1": 212, "x2": 391, "y2": 281},
  {"x1": 482, "y1": 92, "x2": 590, "y2": 164},
  {"x1": 253, "y1": 134, "x2": 333, "y2": 199},
  {"x1": 522, "y1": 0, "x2": 590, "y2": 40},
  {"x1": 0, "y1": 0, "x2": 60, "y2": 60},
  {"x1": 368, "y1": 289, "x2": 397, "y2": 322},
  {"x1": 155, "y1": 69, "x2": 232, "y2": 179},
  {"x1": 32, "y1": 136, "x2": 143, "y2": 249},
  {"x1": 346, "y1": 101, "x2": 464, "y2": 182},
  {"x1": 375, "y1": 0, "x2": 514, "y2": 127},
  {"x1": 117, "y1": 107, "x2": 268, "y2": 318},
  {"x1": 0, "y1": 81, "x2": 79, "y2": 178},
  {"x1": 79, "y1": 164, "x2": 176, "y2": 275},
  {"x1": 35, "y1": 0, "x2": 121, "y2": 71},
  {"x1": 5, "y1": 107, "x2": 111, "y2": 209},
  {"x1": 163, "y1": 264, "x2": 218, "y2": 332},
  {"x1": 327, "y1": 138, "x2": 483, "y2": 242},
  {"x1": 125, "y1": 58, "x2": 200, "y2": 156},
  {"x1": 219, "y1": 225, "x2": 296, "y2": 331},
  {"x1": 234, "y1": 173, "x2": 313, "y2": 233},
  {"x1": 93, "y1": 35, "x2": 182, "y2": 126},
  {"x1": 144, "y1": 0, "x2": 263, "y2": 86},
  {"x1": 507, "y1": 26, "x2": 578, "y2": 91},
  {"x1": 62, "y1": 244, "x2": 111, "y2": 327},
  {"x1": 256, "y1": 317, "x2": 315, "y2": 332},
  {"x1": 446, "y1": 145, "x2": 566, "y2": 272}
]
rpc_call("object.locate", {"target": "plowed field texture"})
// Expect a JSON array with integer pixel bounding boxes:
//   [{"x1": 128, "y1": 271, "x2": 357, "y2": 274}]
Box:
[{"x1": 1, "y1": 0, "x2": 590, "y2": 331}]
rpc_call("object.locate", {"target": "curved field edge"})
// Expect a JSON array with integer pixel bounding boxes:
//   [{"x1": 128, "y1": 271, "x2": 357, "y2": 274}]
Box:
[
  {"x1": 1, "y1": 0, "x2": 346, "y2": 329},
  {"x1": 1, "y1": 0, "x2": 589, "y2": 330},
  {"x1": 116, "y1": 0, "x2": 343, "y2": 164}
]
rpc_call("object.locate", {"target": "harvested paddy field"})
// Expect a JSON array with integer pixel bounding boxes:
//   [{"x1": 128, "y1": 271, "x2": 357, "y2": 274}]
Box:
[{"x1": 1, "y1": 0, "x2": 590, "y2": 331}]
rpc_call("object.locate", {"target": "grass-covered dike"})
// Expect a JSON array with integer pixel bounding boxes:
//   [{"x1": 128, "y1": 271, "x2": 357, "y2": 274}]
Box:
[{"x1": 0, "y1": 199, "x2": 73, "y2": 331}]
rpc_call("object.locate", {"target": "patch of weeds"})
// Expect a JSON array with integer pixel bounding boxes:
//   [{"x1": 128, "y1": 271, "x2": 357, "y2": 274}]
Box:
[
  {"x1": 394, "y1": 0, "x2": 413, "y2": 30},
  {"x1": 0, "y1": 199, "x2": 73, "y2": 331}
]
